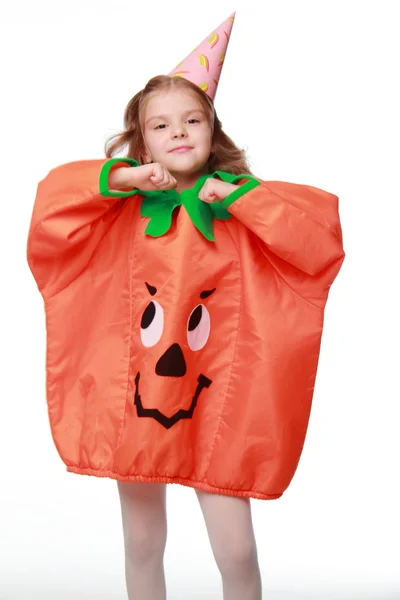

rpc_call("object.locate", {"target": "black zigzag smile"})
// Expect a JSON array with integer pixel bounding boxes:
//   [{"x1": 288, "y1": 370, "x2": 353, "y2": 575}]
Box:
[{"x1": 134, "y1": 371, "x2": 212, "y2": 429}]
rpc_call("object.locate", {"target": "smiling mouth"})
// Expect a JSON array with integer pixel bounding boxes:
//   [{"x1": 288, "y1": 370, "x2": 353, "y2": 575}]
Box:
[
  {"x1": 169, "y1": 147, "x2": 193, "y2": 153},
  {"x1": 134, "y1": 372, "x2": 212, "y2": 429}
]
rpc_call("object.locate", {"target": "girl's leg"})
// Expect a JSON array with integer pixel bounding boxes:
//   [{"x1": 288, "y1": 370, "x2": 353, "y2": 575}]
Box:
[
  {"x1": 195, "y1": 489, "x2": 262, "y2": 600},
  {"x1": 117, "y1": 481, "x2": 168, "y2": 600}
]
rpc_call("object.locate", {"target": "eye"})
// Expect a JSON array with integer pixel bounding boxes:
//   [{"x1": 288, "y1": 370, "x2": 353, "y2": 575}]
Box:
[
  {"x1": 140, "y1": 300, "x2": 164, "y2": 347},
  {"x1": 187, "y1": 119, "x2": 199, "y2": 124},
  {"x1": 155, "y1": 124, "x2": 167, "y2": 130},
  {"x1": 187, "y1": 304, "x2": 210, "y2": 351}
]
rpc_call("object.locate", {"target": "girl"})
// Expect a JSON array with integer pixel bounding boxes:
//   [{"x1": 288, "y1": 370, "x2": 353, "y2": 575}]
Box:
[
  {"x1": 26, "y1": 14, "x2": 345, "y2": 600},
  {"x1": 108, "y1": 74, "x2": 264, "y2": 600}
]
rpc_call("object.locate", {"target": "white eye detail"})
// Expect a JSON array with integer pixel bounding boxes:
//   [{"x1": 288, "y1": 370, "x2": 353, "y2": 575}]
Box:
[
  {"x1": 140, "y1": 300, "x2": 164, "y2": 347},
  {"x1": 187, "y1": 304, "x2": 210, "y2": 351}
]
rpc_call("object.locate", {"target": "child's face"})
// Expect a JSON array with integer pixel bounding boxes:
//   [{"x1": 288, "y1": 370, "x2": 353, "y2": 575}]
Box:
[{"x1": 142, "y1": 89, "x2": 213, "y2": 177}]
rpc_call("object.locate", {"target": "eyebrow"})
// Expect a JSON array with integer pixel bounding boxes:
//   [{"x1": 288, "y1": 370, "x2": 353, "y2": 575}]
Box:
[
  {"x1": 145, "y1": 282, "x2": 157, "y2": 296},
  {"x1": 146, "y1": 283, "x2": 215, "y2": 299},
  {"x1": 200, "y1": 288, "x2": 216, "y2": 299},
  {"x1": 145, "y1": 109, "x2": 205, "y2": 126}
]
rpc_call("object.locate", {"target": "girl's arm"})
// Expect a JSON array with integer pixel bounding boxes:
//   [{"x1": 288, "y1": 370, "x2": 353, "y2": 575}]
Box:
[
  {"x1": 212, "y1": 173, "x2": 345, "y2": 305},
  {"x1": 27, "y1": 158, "x2": 138, "y2": 298},
  {"x1": 222, "y1": 177, "x2": 344, "y2": 276}
]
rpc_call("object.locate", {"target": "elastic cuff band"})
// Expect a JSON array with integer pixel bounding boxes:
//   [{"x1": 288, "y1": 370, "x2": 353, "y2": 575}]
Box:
[{"x1": 99, "y1": 157, "x2": 139, "y2": 197}]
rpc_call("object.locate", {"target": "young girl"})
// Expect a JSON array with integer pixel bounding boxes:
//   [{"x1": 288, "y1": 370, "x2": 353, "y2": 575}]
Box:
[{"x1": 26, "y1": 14, "x2": 345, "y2": 600}]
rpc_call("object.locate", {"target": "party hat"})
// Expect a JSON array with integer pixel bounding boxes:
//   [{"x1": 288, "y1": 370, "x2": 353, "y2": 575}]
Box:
[{"x1": 168, "y1": 12, "x2": 236, "y2": 101}]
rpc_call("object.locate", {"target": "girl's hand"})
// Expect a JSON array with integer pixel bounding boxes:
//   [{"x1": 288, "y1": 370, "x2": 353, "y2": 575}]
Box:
[
  {"x1": 109, "y1": 162, "x2": 177, "y2": 192},
  {"x1": 198, "y1": 178, "x2": 239, "y2": 203},
  {"x1": 132, "y1": 163, "x2": 178, "y2": 191}
]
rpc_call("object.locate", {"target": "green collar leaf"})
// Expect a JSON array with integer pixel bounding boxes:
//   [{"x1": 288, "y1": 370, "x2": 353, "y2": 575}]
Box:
[{"x1": 139, "y1": 173, "x2": 232, "y2": 242}]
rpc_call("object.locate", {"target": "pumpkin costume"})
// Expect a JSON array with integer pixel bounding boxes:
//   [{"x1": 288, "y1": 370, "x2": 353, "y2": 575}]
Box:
[{"x1": 26, "y1": 14, "x2": 345, "y2": 500}]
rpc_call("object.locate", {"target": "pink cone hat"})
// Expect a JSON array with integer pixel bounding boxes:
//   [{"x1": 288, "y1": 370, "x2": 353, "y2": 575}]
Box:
[{"x1": 168, "y1": 12, "x2": 236, "y2": 101}]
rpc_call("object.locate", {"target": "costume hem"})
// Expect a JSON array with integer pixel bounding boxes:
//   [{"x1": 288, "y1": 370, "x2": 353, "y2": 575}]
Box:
[{"x1": 66, "y1": 465, "x2": 282, "y2": 501}]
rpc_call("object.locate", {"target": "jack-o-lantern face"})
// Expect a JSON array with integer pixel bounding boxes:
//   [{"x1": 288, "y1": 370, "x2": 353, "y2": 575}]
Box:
[
  {"x1": 134, "y1": 282, "x2": 216, "y2": 429},
  {"x1": 129, "y1": 220, "x2": 241, "y2": 431}
]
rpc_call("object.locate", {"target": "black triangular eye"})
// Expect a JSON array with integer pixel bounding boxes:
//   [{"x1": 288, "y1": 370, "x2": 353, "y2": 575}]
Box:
[
  {"x1": 141, "y1": 302, "x2": 156, "y2": 329},
  {"x1": 188, "y1": 305, "x2": 202, "y2": 331}
]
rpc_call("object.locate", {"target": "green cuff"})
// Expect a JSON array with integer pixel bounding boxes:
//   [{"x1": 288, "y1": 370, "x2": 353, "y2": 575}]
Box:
[
  {"x1": 99, "y1": 157, "x2": 139, "y2": 197},
  {"x1": 213, "y1": 172, "x2": 261, "y2": 209}
]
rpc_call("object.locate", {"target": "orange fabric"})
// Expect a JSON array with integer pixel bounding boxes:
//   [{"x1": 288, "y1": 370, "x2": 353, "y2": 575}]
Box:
[{"x1": 26, "y1": 159, "x2": 345, "y2": 500}]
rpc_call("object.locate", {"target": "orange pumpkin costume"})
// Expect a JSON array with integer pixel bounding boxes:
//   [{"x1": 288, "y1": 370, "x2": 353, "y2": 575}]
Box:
[{"x1": 26, "y1": 158, "x2": 345, "y2": 500}]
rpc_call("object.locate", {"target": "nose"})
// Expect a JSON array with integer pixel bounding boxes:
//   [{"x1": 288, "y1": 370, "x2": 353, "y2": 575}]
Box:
[
  {"x1": 156, "y1": 343, "x2": 187, "y2": 377},
  {"x1": 171, "y1": 126, "x2": 187, "y2": 139}
]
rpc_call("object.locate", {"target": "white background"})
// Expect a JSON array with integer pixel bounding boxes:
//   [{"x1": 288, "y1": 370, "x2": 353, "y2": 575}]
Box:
[{"x1": 1, "y1": 0, "x2": 399, "y2": 598}]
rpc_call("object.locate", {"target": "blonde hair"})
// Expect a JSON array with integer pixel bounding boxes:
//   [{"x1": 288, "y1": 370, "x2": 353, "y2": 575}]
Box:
[{"x1": 104, "y1": 75, "x2": 254, "y2": 175}]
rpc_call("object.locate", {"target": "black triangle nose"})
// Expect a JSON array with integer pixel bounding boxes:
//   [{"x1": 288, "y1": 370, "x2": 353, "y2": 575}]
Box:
[{"x1": 156, "y1": 343, "x2": 187, "y2": 377}]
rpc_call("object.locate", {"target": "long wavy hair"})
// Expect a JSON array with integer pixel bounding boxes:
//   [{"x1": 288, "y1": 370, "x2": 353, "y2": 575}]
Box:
[{"x1": 104, "y1": 75, "x2": 253, "y2": 175}]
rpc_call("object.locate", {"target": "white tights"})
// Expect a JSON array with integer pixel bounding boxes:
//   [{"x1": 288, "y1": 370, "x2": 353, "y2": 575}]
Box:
[{"x1": 117, "y1": 481, "x2": 262, "y2": 600}]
